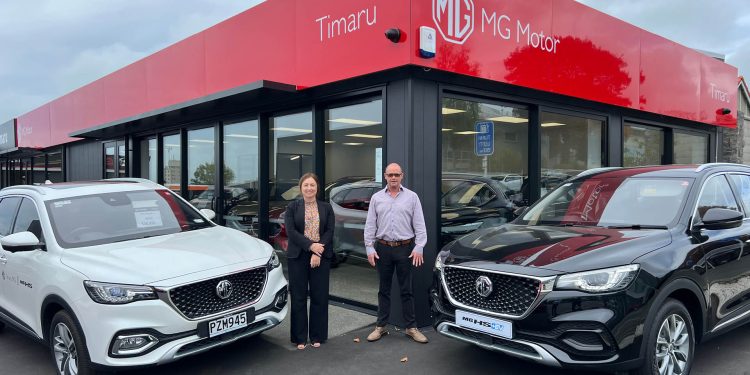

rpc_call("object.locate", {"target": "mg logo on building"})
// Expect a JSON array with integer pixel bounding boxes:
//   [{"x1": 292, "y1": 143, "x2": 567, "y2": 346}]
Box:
[{"x1": 433, "y1": 0, "x2": 475, "y2": 44}]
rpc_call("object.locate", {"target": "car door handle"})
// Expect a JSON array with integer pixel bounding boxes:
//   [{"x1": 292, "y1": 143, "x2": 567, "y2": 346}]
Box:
[{"x1": 0, "y1": 256, "x2": 6, "y2": 265}]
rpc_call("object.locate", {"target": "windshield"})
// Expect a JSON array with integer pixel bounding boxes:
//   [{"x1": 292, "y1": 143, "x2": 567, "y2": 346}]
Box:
[
  {"x1": 46, "y1": 189, "x2": 213, "y2": 248},
  {"x1": 517, "y1": 177, "x2": 693, "y2": 227}
]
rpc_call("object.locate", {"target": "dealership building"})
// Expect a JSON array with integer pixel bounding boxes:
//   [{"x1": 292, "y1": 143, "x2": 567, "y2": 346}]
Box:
[{"x1": 0, "y1": 0, "x2": 739, "y2": 326}]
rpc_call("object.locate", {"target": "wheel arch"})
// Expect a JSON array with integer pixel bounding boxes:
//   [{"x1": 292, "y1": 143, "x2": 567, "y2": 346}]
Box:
[
  {"x1": 641, "y1": 278, "x2": 706, "y2": 358},
  {"x1": 40, "y1": 295, "x2": 82, "y2": 344}
]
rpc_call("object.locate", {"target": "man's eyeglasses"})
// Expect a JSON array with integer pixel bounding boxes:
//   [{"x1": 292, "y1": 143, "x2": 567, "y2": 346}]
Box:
[{"x1": 385, "y1": 173, "x2": 402, "y2": 178}]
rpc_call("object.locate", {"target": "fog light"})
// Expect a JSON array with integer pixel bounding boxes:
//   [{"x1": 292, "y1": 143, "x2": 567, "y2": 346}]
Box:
[
  {"x1": 273, "y1": 287, "x2": 288, "y2": 310},
  {"x1": 111, "y1": 334, "x2": 158, "y2": 356}
]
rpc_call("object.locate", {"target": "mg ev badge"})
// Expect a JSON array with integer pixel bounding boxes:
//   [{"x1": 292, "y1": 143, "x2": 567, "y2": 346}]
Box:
[
  {"x1": 216, "y1": 280, "x2": 233, "y2": 300},
  {"x1": 475, "y1": 275, "x2": 492, "y2": 298}
]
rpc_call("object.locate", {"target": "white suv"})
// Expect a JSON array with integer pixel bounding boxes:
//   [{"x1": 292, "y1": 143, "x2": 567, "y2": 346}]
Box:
[{"x1": 0, "y1": 179, "x2": 288, "y2": 374}]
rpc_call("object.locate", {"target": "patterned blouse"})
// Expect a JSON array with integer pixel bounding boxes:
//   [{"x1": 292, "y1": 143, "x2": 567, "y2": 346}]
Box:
[{"x1": 303, "y1": 200, "x2": 320, "y2": 242}]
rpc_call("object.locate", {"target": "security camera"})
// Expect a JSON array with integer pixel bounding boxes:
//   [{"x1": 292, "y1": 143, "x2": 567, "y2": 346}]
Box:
[{"x1": 385, "y1": 28, "x2": 402, "y2": 43}]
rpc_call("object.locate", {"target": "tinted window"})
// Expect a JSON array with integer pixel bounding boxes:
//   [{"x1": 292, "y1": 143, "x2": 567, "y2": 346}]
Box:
[
  {"x1": 695, "y1": 175, "x2": 740, "y2": 223},
  {"x1": 0, "y1": 197, "x2": 21, "y2": 236},
  {"x1": 730, "y1": 174, "x2": 750, "y2": 216},
  {"x1": 442, "y1": 181, "x2": 497, "y2": 207},
  {"x1": 13, "y1": 198, "x2": 42, "y2": 239},
  {"x1": 337, "y1": 187, "x2": 375, "y2": 211}
]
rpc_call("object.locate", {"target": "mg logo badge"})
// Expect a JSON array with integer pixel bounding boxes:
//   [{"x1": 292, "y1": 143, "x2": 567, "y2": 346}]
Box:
[
  {"x1": 475, "y1": 275, "x2": 493, "y2": 298},
  {"x1": 216, "y1": 280, "x2": 233, "y2": 300},
  {"x1": 433, "y1": 0, "x2": 475, "y2": 44}
]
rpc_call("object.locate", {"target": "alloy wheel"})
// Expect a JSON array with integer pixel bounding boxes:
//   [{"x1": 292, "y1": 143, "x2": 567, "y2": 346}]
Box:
[
  {"x1": 52, "y1": 322, "x2": 78, "y2": 375},
  {"x1": 655, "y1": 314, "x2": 690, "y2": 375}
]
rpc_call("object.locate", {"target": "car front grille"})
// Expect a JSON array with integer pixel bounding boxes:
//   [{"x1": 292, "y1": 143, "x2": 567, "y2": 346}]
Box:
[
  {"x1": 169, "y1": 267, "x2": 267, "y2": 319},
  {"x1": 442, "y1": 266, "x2": 540, "y2": 317}
]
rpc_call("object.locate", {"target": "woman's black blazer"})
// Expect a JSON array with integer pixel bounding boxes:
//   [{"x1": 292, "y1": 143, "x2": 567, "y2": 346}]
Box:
[{"x1": 283, "y1": 198, "x2": 335, "y2": 259}]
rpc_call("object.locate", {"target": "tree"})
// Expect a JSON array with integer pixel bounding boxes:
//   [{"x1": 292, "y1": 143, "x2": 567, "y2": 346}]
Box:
[{"x1": 190, "y1": 162, "x2": 235, "y2": 185}]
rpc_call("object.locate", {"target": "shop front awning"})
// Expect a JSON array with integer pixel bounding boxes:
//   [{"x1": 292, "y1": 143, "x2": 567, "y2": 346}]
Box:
[
  {"x1": 0, "y1": 147, "x2": 43, "y2": 157},
  {"x1": 70, "y1": 80, "x2": 297, "y2": 139}
]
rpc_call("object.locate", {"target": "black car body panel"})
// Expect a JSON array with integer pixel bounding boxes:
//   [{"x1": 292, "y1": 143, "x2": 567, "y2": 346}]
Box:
[{"x1": 432, "y1": 164, "x2": 750, "y2": 372}]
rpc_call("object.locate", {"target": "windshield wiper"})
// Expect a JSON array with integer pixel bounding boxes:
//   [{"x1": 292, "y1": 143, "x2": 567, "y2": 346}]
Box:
[
  {"x1": 110, "y1": 234, "x2": 164, "y2": 243},
  {"x1": 606, "y1": 224, "x2": 668, "y2": 230},
  {"x1": 181, "y1": 222, "x2": 211, "y2": 231}
]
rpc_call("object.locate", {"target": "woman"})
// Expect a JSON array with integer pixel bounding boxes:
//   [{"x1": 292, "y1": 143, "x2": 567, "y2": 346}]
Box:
[{"x1": 284, "y1": 173, "x2": 335, "y2": 349}]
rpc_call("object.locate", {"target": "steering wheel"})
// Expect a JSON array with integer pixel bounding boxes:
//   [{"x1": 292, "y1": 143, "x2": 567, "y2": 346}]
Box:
[{"x1": 68, "y1": 226, "x2": 94, "y2": 240}]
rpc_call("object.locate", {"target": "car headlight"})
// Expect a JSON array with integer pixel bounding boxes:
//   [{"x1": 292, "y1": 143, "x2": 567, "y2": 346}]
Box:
[
  {"x1": 555, "y1": 264, "x2": 640, "y2": 293},
  {"x1": 84, "y1": 281, "x2": 157, "y2": 304},
  {"x1": 267, "y1": 251, "x2": 281, "y2": 270}
]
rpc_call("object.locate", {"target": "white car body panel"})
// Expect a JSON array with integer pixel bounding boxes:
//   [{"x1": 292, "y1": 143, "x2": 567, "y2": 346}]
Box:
[{"x1": 0, "y1": 181, "x2": 288, "y2": 370}]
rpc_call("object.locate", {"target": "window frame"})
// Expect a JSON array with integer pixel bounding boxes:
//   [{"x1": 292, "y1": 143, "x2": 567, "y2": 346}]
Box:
[{"x1": 689, "y1": 173, "x2": 743, "y2": 230}]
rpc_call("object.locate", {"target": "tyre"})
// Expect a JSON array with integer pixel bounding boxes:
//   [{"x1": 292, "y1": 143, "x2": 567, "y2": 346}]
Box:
[
  {"x1": 49, "y1": 310, "x2": 96, "y2": 375},
  {"x1": 0, "y1": 320, "x2": 5, "y2": 332},
  {"x1": 634, "y1": 298, "x2": 695, "y2": 375}
]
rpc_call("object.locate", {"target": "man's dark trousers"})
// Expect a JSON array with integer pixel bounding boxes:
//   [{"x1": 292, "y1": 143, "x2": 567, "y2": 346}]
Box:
[{"x1": 375, "y1": 241, "x2": 416, "y2": 328}]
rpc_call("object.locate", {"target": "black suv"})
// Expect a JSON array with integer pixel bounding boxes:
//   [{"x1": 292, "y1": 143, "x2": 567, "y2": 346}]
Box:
[{"x1": 432, "y1": 164, "x2": 750, "y2": 375}]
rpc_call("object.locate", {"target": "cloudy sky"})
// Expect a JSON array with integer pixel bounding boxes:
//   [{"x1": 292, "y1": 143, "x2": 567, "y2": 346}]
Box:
[{"x1": 0, "y1": 0, "x2": 747, "y2": 123}]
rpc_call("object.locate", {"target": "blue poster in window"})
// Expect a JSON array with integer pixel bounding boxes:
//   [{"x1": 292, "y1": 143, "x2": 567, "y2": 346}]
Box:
[{"x1": 474, "y1": 121, "x2": 494, "y2": 156}]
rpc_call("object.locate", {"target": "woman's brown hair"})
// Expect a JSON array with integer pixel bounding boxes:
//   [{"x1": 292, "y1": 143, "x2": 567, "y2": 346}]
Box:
[{"x1": 298, "y1": 173, "x2": 320, "y2": 194}]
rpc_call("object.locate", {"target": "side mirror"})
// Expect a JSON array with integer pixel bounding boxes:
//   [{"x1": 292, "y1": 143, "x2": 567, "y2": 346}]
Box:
[
  {"x1": 1, "y1": 231, "x2": 42, "y2": 252},
  {"x1": 200, "y1": 209, "x2": 216, "y2": 221},
  {"x1": 693, "y1": 208, "x2": 743, "y2": 231}
]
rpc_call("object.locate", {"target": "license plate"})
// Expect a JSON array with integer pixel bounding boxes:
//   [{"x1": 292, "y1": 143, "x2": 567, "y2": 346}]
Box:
[
  {"x1": 455, "y1": 309, "x2": 513, "y2": 339},
  {"x1": 208, "y1": 311, "x2": 248, "y2": 338}
]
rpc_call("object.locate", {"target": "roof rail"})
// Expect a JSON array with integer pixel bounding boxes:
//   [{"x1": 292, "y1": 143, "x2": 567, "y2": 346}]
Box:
[
  {"x1": 0, "y1": 185, "x2": 47, "y2": 195},
  {"x1": 695, "y1": 163, "x2": 748, "y2": 172},
  {"x1": 575, "y1": 167, "x2": 622, "y2": 178}
]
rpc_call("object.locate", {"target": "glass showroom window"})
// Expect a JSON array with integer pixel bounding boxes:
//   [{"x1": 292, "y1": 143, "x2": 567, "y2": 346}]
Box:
[
  {"x1": 104, "y1": 143, "x2": 116, "y2": 179},
  {"x1": 103, "y1": 140, "x2": 126, "y2": 178},
  {"x1": 324, "y1": 97, "x2": 382, "y2": 305},
  {"x1": 673, "y1": 132, "x2": 708, "y2": 164},
  {"x1": 223, "y1": 119, "x2": 259, "y2": 236},
  {"x1": 269, "y1": 111, "x2": 312, "y2": 251},
  {"x1": 541, "y1": 112, "x2": 603, "y2": 197},
  {"x1": 441, "y1": 97, "x2": 528, "y2": 247},
  {"x1": 47, "y1": 150, "x2": 63, "y2": 182},
  {"x1": 140, "y1": 138, "x2": 157, "y2": 182},
  {"x1": 162, "y1": 134, "x2": 181, "y2": 195},
  {"x1": 32, "y1": 155, "x2": 46, "y2": 183},
  {"x1": 623, "y1": 124, "x2": 664, "y2": 167},
  {"x1": 187, "y1": 127, "x2": 215, "y2": 202}
]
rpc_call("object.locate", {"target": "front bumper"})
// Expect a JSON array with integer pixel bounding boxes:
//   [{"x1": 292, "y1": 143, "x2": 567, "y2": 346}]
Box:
[
  {"x1": 76, "y1": 269, "x2": 288, "y2": 368},
  {"x1": 431, "y1": 271, "x2": 654, "y2": 371}
]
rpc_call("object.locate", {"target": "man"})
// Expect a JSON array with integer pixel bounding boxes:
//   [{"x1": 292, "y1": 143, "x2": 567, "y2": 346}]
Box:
[{"x1": 364, "y1": 162, "x2": 428, "y2": 344}]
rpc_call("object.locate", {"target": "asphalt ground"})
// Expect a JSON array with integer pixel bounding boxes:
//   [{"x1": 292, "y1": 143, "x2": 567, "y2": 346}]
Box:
[{"x1": 3, "y1": 306, "x2": 750, "y2": 375}]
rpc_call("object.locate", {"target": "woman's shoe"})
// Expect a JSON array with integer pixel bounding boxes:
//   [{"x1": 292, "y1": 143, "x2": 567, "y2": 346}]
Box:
[
  {"x1": 312, "y1": 342, "x2": 321, "y2": 348},
  {"x1": 296, "y1": 343, "x2": 306, "y2": 350}
]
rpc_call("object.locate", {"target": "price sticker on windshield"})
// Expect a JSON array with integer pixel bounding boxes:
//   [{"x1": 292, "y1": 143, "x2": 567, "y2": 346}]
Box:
[{"x1": 134, "y1": 209, "x2": 163, "y2": 228}]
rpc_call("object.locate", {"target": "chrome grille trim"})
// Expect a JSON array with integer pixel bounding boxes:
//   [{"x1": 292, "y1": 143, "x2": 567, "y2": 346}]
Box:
[
  {"x1": 157, "y1": 266, "x2": 268, "y2": 321},
  {"x1": 440, "y1": 264, "x2": 555, "y2": 320}
]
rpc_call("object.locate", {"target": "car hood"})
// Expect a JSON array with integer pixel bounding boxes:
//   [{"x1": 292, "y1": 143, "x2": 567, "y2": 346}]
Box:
[
  {"x1": 443, "y1": 224, "x2": 672, "y2": 273},
  {"x1": 60, "y1": 226, "x2": 272, "y2": 285}
]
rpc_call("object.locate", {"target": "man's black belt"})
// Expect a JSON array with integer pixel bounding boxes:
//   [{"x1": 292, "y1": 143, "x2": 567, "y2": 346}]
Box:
[{"x1": 377, "y1": 238, "x2": 414, "y2": 247}]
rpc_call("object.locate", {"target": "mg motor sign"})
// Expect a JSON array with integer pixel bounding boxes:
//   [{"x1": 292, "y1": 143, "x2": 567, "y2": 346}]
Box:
[{"x1": 433, "y1": 0, "x2": 474, "y2": 44}]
